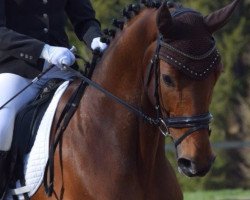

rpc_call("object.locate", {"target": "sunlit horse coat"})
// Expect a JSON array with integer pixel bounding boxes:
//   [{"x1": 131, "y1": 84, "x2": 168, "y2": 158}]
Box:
[{"x1": 0, "y1": 0, "x2": 102, "y2": 78}]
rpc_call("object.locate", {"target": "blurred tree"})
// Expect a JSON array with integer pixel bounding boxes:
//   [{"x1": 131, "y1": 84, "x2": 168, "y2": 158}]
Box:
[{"x1": 91, "y1": 0, "x2": 135, "y2": 28}]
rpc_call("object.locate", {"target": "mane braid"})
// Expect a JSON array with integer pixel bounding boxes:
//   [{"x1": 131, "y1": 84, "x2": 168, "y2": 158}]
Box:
[
  {"x1": 101, "y1": 1, "x2": 161, "y2": 52},
  {"x1": 111, "y1": 3, "x2": 143, "y2": 31},
  {"x1": 141, "y1": 0, "x2": 162, "y2": 8}
]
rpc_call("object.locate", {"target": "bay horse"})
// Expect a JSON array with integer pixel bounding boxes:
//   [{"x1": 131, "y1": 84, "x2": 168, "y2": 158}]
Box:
[{"x1": 32, "y1": 0, "x2": 240, "y2": 199}]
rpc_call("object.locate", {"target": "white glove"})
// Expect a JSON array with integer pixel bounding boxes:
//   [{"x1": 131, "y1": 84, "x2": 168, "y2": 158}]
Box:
[
  {"x1": 40, "y1": 44, "x2": 75, "y2": 69},
  {"x1": 91, "y1": 37, "x2": 108, "y2": 52}
]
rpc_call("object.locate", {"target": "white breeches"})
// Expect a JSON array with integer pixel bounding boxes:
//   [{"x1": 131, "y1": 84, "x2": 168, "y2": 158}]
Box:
[
  {"x1": 0, "y1": 66, "x2": 76, "y2": 151},
  {"x1": 0, "y1": 74, "x2": 35, "y2": 151}
]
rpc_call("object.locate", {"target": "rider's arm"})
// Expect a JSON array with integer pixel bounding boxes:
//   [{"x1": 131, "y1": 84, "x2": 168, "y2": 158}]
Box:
[
  {"x1": 0, "y1": 0, "x2": 75, "y2": 68},
  {"x1": 65, "y1": 0, "x2": 103, "y2": 49},
  {"x1": 0, "y1": 0, "x2": 45, "y2": 66}
]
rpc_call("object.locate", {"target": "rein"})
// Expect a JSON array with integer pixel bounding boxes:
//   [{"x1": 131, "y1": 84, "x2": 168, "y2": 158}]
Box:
[{"x1": 79, "y1": 73, "x2": 160, "y2": 126}]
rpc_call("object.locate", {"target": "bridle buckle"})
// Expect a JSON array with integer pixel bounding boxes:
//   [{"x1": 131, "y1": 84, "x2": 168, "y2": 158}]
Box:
[{"x1": 158, "y1": 118, "x2": 170, "y2": 136}]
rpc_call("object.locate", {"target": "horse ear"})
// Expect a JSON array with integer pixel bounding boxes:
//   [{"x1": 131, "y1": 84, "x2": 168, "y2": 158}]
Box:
[
  {"x1": 156, "y1": 2, "x2": 173, "y2": 37},
  {"x1": 204, "y1": 0, "x2": 240, "y2": 33}
]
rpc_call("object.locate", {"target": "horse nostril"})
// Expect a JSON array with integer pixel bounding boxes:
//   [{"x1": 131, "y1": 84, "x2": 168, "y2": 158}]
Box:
[{"x1": 178, "y1": 158, "x2": 192, "y2": 169}]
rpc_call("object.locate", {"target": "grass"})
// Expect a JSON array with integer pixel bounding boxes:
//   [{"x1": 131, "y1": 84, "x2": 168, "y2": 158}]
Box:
[{"x1": 184, "y1": 189, "x2": 250, "y2": 200}]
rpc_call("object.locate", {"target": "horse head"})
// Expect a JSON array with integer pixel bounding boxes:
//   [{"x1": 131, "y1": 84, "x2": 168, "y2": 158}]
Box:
[{"x1": 144, "y1": 0, "x2": 240, "y2": 177}]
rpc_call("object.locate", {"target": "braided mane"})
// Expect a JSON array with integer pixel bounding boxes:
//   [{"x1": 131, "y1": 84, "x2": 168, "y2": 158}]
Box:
[{"x1": 101, "y1": 1, "x2": 181, "y2": 45}]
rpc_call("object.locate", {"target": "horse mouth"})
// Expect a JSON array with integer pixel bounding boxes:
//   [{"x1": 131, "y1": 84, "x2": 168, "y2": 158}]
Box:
[
  {"x1": 178, "y1": 166, "x2": 211, "y2": 177},
  {"x1": 177, "y1": 156, "x2": 215, "y2": 177}
]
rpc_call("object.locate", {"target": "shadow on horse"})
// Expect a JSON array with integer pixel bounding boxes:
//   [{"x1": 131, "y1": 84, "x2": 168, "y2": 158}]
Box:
[{"x1": 31, "y1": 0, "x2": 240, "y2": 199}]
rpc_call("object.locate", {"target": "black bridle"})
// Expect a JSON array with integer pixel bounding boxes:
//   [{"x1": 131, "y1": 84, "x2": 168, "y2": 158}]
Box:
[
  {"x1": 144, "y1": 35, "x2": 213, "y2": 147},
  {"x1": 79, "y1": 35, "x2": 213, "y2": 147}
]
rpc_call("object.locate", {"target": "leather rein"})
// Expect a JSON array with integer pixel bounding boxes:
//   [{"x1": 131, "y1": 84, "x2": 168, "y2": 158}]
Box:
[{"x1": 79, "y1": 35, "x2": 213, "y2": 147}]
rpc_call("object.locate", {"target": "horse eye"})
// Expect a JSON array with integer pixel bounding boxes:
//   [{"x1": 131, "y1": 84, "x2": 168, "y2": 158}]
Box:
[{"x1": 162, "y1": 75, "x2": 174, "y2": 87}]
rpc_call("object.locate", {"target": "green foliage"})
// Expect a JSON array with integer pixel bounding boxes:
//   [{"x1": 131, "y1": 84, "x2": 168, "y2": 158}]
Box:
[
  {"x1": 184, "y1": 189, "x2": 250, "y2": 200},
  {"x1": 91, "y1": 0, "x2": 135, "y2": 28},
  {"x1": 212, "y1": 18, "x2": 247, "y2": 130},
  {"x1": 66, "y1": 22, "x2": 91, "y2": 68},
  {"x1": 182, "y1": 0, "x2": 217, "y2": 14}
]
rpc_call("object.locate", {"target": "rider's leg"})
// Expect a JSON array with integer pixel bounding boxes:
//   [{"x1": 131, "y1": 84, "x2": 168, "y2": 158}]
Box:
[
  {"x1": 0, "y1": 67, "x2": 76, "y2": 150},
  {"x1": 0, "y1": 67, "x2": 76, "y2": 198},
  {"x1": 0, "y1": 73, "x2": 39, "y2": 199},
  {"x1": 0, "y1": 73, "x2": 38, "y2": 151}
]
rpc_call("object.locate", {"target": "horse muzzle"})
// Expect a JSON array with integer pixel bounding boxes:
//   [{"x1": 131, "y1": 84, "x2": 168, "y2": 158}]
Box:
[{"x1": 177, "y1": 155, "x2": 216, "y2": 177}]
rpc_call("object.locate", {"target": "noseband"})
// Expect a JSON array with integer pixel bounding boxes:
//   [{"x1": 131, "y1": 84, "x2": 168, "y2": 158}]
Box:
[{"x1": 159, "y1": 114, "x2": 213, "y2": 147}]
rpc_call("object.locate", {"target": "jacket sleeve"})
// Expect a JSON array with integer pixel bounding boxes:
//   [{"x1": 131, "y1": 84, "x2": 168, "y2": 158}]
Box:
[
  {"x1": 65, "y1": 0, "x2": 102, "y2": 49},
  {"x1": 0, "y1": 0, "x2": 45, "y2": 65}
]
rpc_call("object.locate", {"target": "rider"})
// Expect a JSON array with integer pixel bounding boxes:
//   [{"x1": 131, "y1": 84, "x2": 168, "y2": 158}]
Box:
[{"x1": 0, "y1": 0, "x2": 107, "y2": 198}]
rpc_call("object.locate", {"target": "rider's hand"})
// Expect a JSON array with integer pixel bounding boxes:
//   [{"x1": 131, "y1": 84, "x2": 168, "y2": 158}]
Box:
[
  {"x1": 91, "y1": 37, "x2": 108, "y2": 52},
  {"x1": 40, "y1": 44, "x2": 75, "y2": 69}
]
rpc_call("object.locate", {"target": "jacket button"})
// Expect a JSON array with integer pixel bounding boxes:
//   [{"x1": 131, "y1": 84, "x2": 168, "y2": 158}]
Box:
[
  {"x1": 43, "y1": 13, "x2": 48, "y2": 18},
  {"x1": 20, "y1": 53, "x2": 24, "y2": 57},
  {"x1": 43, "y1": 28, "x2": 48, "y2": 33},
  {"x1": 43, "y1": 0, "x2": 48, "y2": 4}
]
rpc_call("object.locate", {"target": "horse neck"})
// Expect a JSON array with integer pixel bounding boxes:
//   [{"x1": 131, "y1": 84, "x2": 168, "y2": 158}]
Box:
[
  {"x1": 79, "y1": 8, "x2": 165, "y2": 183},
  {"x1": 91, "y1": 9, "x2": 158, "y2": 92},
  {"x1": 89, "y1": 8, "x2": 160, "y2": 139}
]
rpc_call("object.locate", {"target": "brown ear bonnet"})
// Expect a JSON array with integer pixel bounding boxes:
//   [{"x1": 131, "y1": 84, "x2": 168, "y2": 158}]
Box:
[{"x1": 159, "y1": 7, "x2": 221, "y2": 80}]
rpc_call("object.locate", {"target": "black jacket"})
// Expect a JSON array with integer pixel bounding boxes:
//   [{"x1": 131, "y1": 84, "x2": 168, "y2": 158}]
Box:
[{"x1": 0, "y1": 0, "x2": 102, "y2": 78}]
